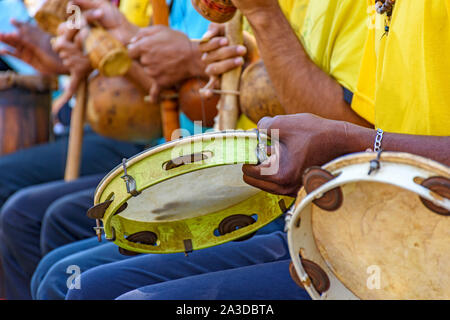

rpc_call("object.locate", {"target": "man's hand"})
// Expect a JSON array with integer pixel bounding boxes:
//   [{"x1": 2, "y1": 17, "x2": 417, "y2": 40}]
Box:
[
  {"x1": 198, "y1": 23, "x2": 259, "y2": 97},
  {"x1": 128, "y1": 26, "x2": 206, "y2": 103},
  {"x1": 242, "y1": 114, "x2": 352, "y2": 197},
  {"x1": 243, "y1": 114, "x2": 450, "y2": 197},
  {"x1": 71, "y1": 0, "x2": 138, "y2": 44},
  {"x1": 0, "y1": 19, "x2": 66, "y2": 75},
  {"x1": 51, "y1": 22, "x2": 92, "y2": 119}
]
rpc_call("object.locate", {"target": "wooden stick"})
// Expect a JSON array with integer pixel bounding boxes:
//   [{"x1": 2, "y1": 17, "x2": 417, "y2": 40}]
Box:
[
  {"x1": 64, "y1": 81, "x2": 87, "y2": 181},
  {"x1": 216, "y1": 11, "x2": 243, "y2": 130},
  {"x1": 150, "y1": 0, "x2": 180, "y2": 141},
  {"x1": 150, "y1": 0, "x2": 170, "y2": 25}
]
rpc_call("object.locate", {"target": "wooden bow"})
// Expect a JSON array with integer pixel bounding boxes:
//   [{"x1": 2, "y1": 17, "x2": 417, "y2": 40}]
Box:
[{"x1": 151, "y1": 0, "x2": 181, "y2": 141}]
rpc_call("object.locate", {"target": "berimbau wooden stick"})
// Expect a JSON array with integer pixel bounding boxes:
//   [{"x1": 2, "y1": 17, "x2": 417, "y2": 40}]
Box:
[
  {"x1": 151, "y1": 0, "x2": 180, "y2": 141},
  {"x1": 64, "y1": 81, "x2": 87, "y2": 181},
  {"x1": 217, "y1": 11, "x2": 243, "y2": 130},
  {"x1": 150, "y1": 0, "x2": 170, "y2": 25}
]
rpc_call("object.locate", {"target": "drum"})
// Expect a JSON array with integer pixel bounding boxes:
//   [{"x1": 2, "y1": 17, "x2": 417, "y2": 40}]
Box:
[
  {"x1": 0, "y1": 72, "x2": 56, "y2": 155},
  {"x1": 86, "y1": 73, "x2": 162, "y2": 143},
  {"x1": 287, "y1": 152, "x2": 450, "y2": 300},
  {"x1": 88, "y1": 130, "x2": 293, "y2": 255},
  {"x1": 239, "y1": 61, "x2": 285, "y2": 124},
  {"x1": 191, "y1": 0, "x2": 237, "y2": 23}
]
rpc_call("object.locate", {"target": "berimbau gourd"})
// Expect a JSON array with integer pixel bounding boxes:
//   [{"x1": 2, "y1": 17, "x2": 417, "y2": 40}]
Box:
[
  {"x1": 191, "y1": 0, "x2": 237, "y2": 23},
  {"x1": 239, "y1": 60, "x2": 285, "y2": 123}
]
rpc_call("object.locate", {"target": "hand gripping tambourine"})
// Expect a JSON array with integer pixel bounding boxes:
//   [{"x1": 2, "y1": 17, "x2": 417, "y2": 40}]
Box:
[
  {"x1": 88, "y1": 130, "x2": 293, "y2": 255},
  {"x1": 287, "y1": 152, "x2": 450, "y2": 300}
]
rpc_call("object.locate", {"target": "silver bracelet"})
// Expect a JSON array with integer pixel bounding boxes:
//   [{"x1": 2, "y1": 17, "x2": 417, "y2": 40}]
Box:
[{"x1": 373, "y1": 129, "x2": 384, "y2": 152}]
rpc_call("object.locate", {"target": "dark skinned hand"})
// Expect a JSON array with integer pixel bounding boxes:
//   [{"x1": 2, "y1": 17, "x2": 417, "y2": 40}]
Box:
[
  {"x1": 242, "y1": 114, "x2": 352, "y2": 197},
  {"x1": 198, "y1": 23, "x2": 259, "y2": 97},
  {"x1": 0, "y1": 19, "x2": 66, "y2": 75},
  {"x1": 51, "y1": 21, "x2": 92, "y2": 120},
  {"x1": 70, "y1": 0, "x2": 138, "y2": 44},
  {"x1": 128, "y1": 26, "x2": 203, "y2": 103}
]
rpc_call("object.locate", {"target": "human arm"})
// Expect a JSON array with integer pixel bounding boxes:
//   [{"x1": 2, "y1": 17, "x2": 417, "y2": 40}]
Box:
[
  {"x1": 0, "y1": 19, "x2": 67, "y2": 75},
  {"x1": 243, "y1": 114, "x2": 450, "y2": 196},
  {"x1": 200, "y1": 1, "x2": 371, "y2": 127},
  {"x1": 127, "y1": 26, "x2": 208, "y2": 103}
]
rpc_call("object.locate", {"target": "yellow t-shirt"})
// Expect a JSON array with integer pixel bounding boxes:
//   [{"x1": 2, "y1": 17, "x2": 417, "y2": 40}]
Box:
[
  {"x1": 239, "y1": 0, "x2": 369, "y2": 129},
  {"x1": 352, "y1": 0, "x2": 450, "y2": 136},
  {"x1": 242, "y1": 1, "x2": 308, "y2": 39},
  {"x1": 119, "y1": 0, "x2": 152, "y2": 27},
  {"x1": 300, "y1": 0, "x2": 368, "y2": 94}
]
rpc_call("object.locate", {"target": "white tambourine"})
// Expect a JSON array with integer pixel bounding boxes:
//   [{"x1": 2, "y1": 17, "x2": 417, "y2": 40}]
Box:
[{"x1": 287, "y1": 152, "x2": 450, "y2": 300}]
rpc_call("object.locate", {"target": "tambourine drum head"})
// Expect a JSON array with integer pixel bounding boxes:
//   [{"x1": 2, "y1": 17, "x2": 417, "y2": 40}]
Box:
[
  {"x1": 95, "y1": 131, "x2": 292, "y2": 254},
  {"x1": 123, "y1": 165, "x2": 259, "y2": 222},
  {"x1": 312, "y1": 181, "x2": 449, "y2": 300},
  {"x1": 289, "y1": 153, "x2": 450, "y2": 300}
]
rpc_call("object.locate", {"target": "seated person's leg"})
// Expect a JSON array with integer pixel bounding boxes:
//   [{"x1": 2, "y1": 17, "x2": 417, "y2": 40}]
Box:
[
  {"x1": 116, "y1": 260, "x2": 310, "y2": 300},
  {"x1": 35, "y1": 240, "x2": 128, "y2": 300},
  {"x1": 0, "y1": 175, "x2": 102, "y2": 300},
  {"x1": 31, "y1": 236, "x2": 109, "y2": 300},
  {"x1": 64, "y1": 231, "x2": 289, "y2": 300},
  {"x1": 0, "y1": 139, "x2": 71, "y2": 209},
  {"x1": 40, "y1": 188, "x2": 97, "y2": 256},
  {"x1": 0, "y1": 130, "x2": 146, "y2": 210}
]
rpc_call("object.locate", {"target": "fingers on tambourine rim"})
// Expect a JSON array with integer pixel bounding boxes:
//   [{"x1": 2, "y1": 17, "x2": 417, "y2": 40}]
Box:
[{"x1": 242, "y1": 172, "x2": 292, "y2": 196}]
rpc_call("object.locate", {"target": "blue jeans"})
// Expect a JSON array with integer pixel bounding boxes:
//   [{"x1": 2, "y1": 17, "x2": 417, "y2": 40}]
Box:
[
  {"x1": 0, "y1": 130, "x2": 147, "y2": 299},
  {"x1": 32, "y1": 237, "x2": 126, "y2": 300},
  {"x1": 32, "y1": 231, "x2": 303, "y2": 300},
  {"x1": 117, "y1": 260, "x2": 310, "y2": 300},
  {"x1": 0, "y1": 129, "x2": 146, "y2": 208}
]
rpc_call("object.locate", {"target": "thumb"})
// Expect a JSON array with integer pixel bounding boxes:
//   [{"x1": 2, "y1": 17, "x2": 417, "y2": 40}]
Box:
[{"x1": 257, "y1": 117, "x2": 275, "y2": 133}]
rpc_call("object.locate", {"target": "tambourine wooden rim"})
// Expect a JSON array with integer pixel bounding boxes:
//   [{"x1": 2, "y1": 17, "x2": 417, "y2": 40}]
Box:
[
  {"x1": 287, "y1": 152, "x2": 450, "y2": 300},
  {"x1": 94, "y1": 130, "x2": 292, "y2": 254}
]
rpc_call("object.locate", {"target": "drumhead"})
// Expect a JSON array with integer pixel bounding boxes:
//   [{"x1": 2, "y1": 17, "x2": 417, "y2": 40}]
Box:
[
  {"x1": 94, "y1": 130, "x2": 293, "y2": 254},
  {"x1": 122, "y1": 164, "x2": 260, "y2": 222},
  {"x1": 288, "y1": 152, "x2": 450, "y2": 300}
]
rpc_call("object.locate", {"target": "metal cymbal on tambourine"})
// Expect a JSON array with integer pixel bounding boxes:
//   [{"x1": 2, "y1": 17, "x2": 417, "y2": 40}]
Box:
[
  {"x1": 286, "y1": 152, "x2": 450, "y2": 300},
  {"x1": 88, "y1": 130, "x2": 293, "y2": 255}
]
